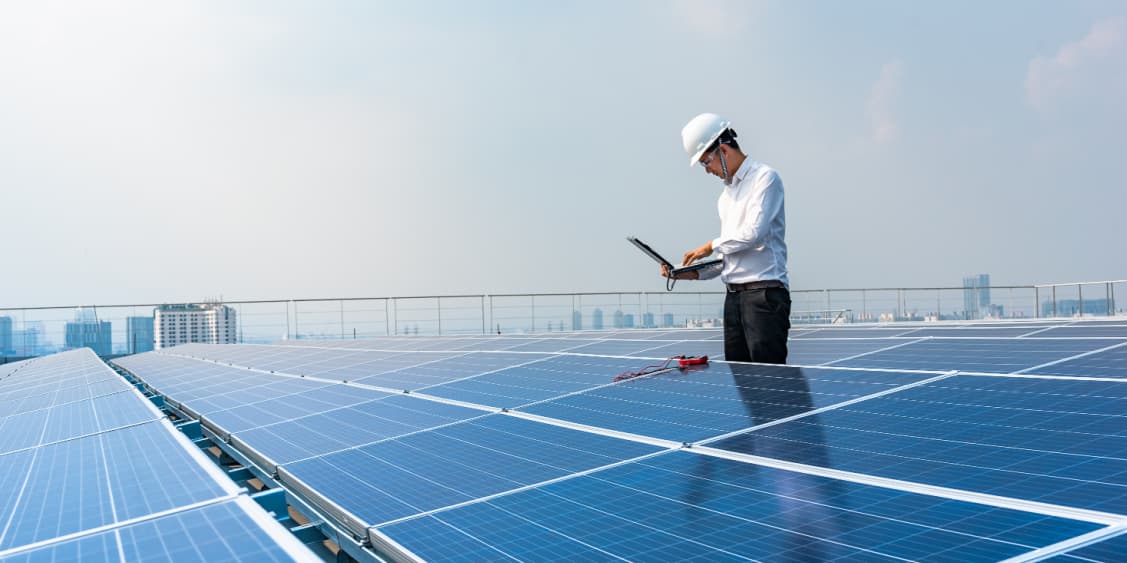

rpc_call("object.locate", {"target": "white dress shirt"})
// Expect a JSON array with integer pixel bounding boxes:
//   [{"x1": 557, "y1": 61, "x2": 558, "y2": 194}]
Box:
[{"x1": 697, "y1": 158, "x2": 789, "y2": 287}]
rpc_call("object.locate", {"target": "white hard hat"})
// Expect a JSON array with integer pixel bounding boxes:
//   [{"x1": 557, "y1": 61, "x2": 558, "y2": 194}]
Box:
[{"x1": 681, "y1": 113, "x2": 731, "y2": 166}]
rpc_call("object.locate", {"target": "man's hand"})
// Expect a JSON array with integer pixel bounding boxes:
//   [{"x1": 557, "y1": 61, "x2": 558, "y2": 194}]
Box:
[
  {"x1": 658, "y1": 264, "x2": 694, "y2": 280},
  {"x1": 682, "y1": 242, "x2": 713, "y2": 266}
]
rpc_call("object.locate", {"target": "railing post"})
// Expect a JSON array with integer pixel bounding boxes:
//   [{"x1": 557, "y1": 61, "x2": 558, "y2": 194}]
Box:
[
  {"x1": 384, "y1": 298, "x2": 391, "y2": 336},
  {"x1": 1034, "y1": 287, "x2": 1039, "y2": 319},
  {"x1": 339, "y1": 299, "x2": 345, "y2": 339},
  {"x1": 936, "y1": 289, "x2": 941, "y2": 321},
  {"x1": 862, "y1": 289, "x2": 867, "y2": 321},
  {"x1": 436, "y1": 298, "x2": 442, "y2": 336},
  {"x1": 530, "y1": 295, "x2": 536, "y2": 333},
  {"x1": 1108, "y1": 283, "x2": 1113, "y2": 316},
  {"x1": 481, "y1": 296, "x2": 486, "y2": 335},
  {"x1": 392, "y1": 298, "x2": 398, "y2": 335},
  {"x1": 1078, "y1": 283, "x2": 1083, "y2": 319},
  {"x1": 1052, "y1": 286, "x2": 1057, "y2": 317}
]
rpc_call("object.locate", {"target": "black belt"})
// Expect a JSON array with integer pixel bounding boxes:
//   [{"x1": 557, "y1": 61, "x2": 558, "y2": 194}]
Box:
[{"x1": 726, "y1": 280, "x2": 786, "y2": 292}]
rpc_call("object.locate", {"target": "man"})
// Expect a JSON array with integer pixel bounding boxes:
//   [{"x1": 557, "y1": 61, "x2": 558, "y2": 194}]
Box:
[{"x1": 664, "y1": 112, "x2": 790, "y2": 364}]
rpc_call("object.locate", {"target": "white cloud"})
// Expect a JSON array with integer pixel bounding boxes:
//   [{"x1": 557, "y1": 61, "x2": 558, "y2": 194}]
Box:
[
  {"x1": 669, "y1": 0, "x2": 764, "y2": 37},
  {"x1": 1025, "y1": 16, "x2": 1127, "y2": 111},
  {"x1": 866, "y1": 60, "x2": 904, "y2": 144}
]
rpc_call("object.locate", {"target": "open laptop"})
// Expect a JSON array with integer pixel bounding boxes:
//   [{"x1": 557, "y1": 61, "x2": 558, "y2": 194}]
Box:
[{"x1": 627, "y1": 236, "x2": 722, "y2": 277}]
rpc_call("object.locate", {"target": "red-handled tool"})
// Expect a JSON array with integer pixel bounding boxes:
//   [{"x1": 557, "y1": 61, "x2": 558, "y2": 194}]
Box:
[
  {"x1": 615, "y1": 355, "x2": 710, "y2": 382},
  {"x1": 678, "y1": 355, "x2": 709, "y2": 367}
]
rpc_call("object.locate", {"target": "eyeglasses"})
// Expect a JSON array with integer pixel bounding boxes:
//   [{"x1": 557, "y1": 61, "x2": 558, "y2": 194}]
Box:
[{"x1": 698, "y1": 146, "x2": 720, "y2": 168}]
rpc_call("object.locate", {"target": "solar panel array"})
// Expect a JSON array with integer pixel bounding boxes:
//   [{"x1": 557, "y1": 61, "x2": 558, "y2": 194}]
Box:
[
  {"x1": 0, "y1": 348, "x2": 314, "y2": 562},
  {"x1": 110, "y1": 319, "x2": 1127, "y2": 561}
]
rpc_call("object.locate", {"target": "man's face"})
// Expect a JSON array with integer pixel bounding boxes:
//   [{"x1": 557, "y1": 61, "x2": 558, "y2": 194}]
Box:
[{"x1": 698, "y1": 145, "x2": 725, "y2": 179}]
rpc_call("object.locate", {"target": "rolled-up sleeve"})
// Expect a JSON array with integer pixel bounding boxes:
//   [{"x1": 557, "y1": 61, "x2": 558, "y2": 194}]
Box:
[
  {"x1": 712, "y1": 170, "x2": 783, "y2": 255},
  {"x1": 696, "y1": 260, "x2": 723, "y2": 280}
]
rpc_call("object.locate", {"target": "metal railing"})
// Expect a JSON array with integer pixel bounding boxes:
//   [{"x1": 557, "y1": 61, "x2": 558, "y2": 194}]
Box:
[{"x1": 1, "y1": 279, "x2": 1122, "y2": 358}]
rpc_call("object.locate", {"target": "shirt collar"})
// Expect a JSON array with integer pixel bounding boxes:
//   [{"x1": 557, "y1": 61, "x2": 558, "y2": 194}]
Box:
[{"x1": 727, "y1": 157, "x2": 758, "y2": 187}]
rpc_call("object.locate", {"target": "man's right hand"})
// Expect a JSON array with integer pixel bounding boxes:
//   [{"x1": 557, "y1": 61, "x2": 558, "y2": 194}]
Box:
[{"x1": 661, "y1": 264, "x2": 699, "y2": 280}]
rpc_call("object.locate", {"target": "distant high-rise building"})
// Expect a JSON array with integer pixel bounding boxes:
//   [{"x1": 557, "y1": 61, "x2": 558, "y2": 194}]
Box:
[
  {"x1": 662, "y1": 312, "x2": 675, "y2": 328},
  {"x1": 571, "y1": 310, "x2": 582, "y2": 331},
  {"x1": 0, "y1": 316, "x2": 11, "y2": 354},
  {"x1": 12, "y1": 324, "x2": 43, "y2": 356},
  {"x1": 592, "y1": 308, "x2": 604, "y2": 330},
  {"x1": 613, "y1": 310, "x2": 625, "y2": 329},
  {"x1": 65, "y1": 308, "x2": 112, "y2": 356},
  {"x1": 642, "y1": 312, "x2": 655, "y2": 328},
  {"x1": 623, "y1": 313, "x2": 635, "y2": 329},
  {"x1": 155, "y1": 303, "x2": 237, "y2": 349},
  {"x1": 126, "y1": 316, "x2": 155, "y2": 354},
  {"x1": 962, "y1": 274, "x2": 990, "y2": 319}
]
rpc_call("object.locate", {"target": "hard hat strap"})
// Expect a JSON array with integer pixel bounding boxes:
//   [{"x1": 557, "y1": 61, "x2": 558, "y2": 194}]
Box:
[{"x1": 720, "y1": 149, "x2": 731, "y2": 186}]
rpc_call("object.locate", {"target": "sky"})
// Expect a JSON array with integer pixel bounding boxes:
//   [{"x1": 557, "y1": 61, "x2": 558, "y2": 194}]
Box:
[{"x1": 2, "y1": 1, "x2": 1125, "y2": 307}]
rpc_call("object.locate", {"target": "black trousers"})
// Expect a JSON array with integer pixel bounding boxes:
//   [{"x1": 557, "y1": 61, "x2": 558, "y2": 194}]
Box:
[{"x1": 723, "y1": 287, "x2": 791, "y2": 364}]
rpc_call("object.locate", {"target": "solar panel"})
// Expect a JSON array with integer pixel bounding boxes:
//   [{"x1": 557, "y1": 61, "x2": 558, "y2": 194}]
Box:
[
  {"x1": 708, "y1": 374, "x2": 1127, "y2": 513},
  {"x1": 1051, "y1": 530, "x2": 1127, "y2": 562},
  {"x1": 278, "y1": 414, "x2": 663, "y2": 536},
  {"x1": 1024, "y1": 342, "x2": 1127, "y2": 378},
  {"x1": 372, "y1": 450, "x2": 1105, "y2": 562},
  {"x1": 0, "y1": 349, "x2": 315, "y2": 562},
  {"x1": 228, "y1": 394, "x2": 485, "y2": 471},
  {"x1": 106, "y1": 319, "x2": 1127, "y2": 561},
  {"x1": 418, "y1": 354, "x2": 651, "y2": 407},
  {"x1": 519, "y1": 362, "x2": 941, "y2": 443},
  {"x1": 0, "y1": 498, "x2": 309, "y2": 563},
  {"x1": 830, "y1": 338, "x2": 1120, "y2": 373}
]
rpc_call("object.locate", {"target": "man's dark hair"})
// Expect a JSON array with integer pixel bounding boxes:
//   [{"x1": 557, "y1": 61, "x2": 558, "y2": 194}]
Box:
[{"x1": 707, "y1": 128, "x2": 740, "y2": 152}]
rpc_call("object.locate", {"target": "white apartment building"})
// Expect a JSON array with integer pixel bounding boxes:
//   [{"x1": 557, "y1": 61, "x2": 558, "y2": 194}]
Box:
[{"x1": 154, "y1": 303, "x2": 237, "y2": 349}]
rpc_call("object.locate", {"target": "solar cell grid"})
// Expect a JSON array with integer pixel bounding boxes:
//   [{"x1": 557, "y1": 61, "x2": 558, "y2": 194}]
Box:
[
  {"x1": 1025, "y1": 342, "x2": 1127, "y2": 378},
  {"x1": 519, "y1": 362, "x2": 940, "y2": 443},
  {"x1": 231, "y1": 394, "x2": 484, "y2": 471},
  {"x1": 419, "y1": 354, "x2": 661, "y2": 408},
  {"x1": 374, "y1": 450, "x2": 1104, "y2": 562},
  {"x1": 1051, "y1": 530, "x2": 1127, "y2": 562},
  {"x1": 353, "y1": 352, "x2": 547, "y2": 390},
  {"x1": 103, "y1": 321, "x2": 1127, "y2": 562},
  {"x1": 0, "y1": 349, "x2": 315, "y2": 562},
  {"x1": 832, "y1": 338, "x2": 1118, "y2": 373},
  {"x1": 278, "y1": 414, "x2": 662, "y2": 533},
  {"x1": 710, "y1": 374, "x2": 1127, "y2": 513}
]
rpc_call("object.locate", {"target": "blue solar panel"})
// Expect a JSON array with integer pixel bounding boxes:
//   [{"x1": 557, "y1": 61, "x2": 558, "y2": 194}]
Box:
[
  {"x1": 1, "y1": 431, "x2": 113, "y2": 548},
  {"x1": 203, "y1": 384, "x2": 391, "y2": 438},
  {"x1": 0, "y1": 409, "x2": 49, "y2": 455},
  {"x1": 0, "y1": 530, "x2": 117, "y2": 562},
  {"x1": 421, "y1": 354, "x2": 657, "y2": 407},
  {"x1": 623, "y1": 339, "x2": 728, "y2": 360},
  {"x1": 710, "y1": 375, "x2": 1127, "y2": 513},
  {"x1": 279, "y1": 414, "x2": 662, "y2": 531},
  {"x1": 832, "y1": 338, "x2": 1115, "y2": 373},
  {"x1": 231, "y1": 394, "x2": 483, "y2": 470},
  {"x1": 520, "y1": 362, "x2": 938, "y2": 443},
  {"x1": 108, "y1": 329, "x2": 1127, "y2": 561},
  {"x1": 353, "y1": 352, "x2": 545, "y2": 389},
  {"x1": 1052, "y1": 530, "x2": 1127, "y2": 561},
  {"x1": 1025, "y1": 343, "x2": 1127, "y2": 378},
  {"x1": 794, "y1": 328, "x2": 918, "y2": 339},
  {"x1": 374, "y1": 450, "x2": 1103, "y2": 562},
  {"x1": 560, "y1": 339, "x2": 686, "y2": 356},
  {"x1": 0, "y1": 349, "x2": 314, "y2": 562},
  {"x1": 1033, "y1": 326, "x2": 1127, "y2": 338},
  {"x1": 786, "y1": 338, "x2": 921, "y2": 366},
  {"x1": 0, "y1": 499, "x2": 304, "y2": 563},
  {"x1": 899, "y1": 327, "x2": 1046, "y2": 338}
]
